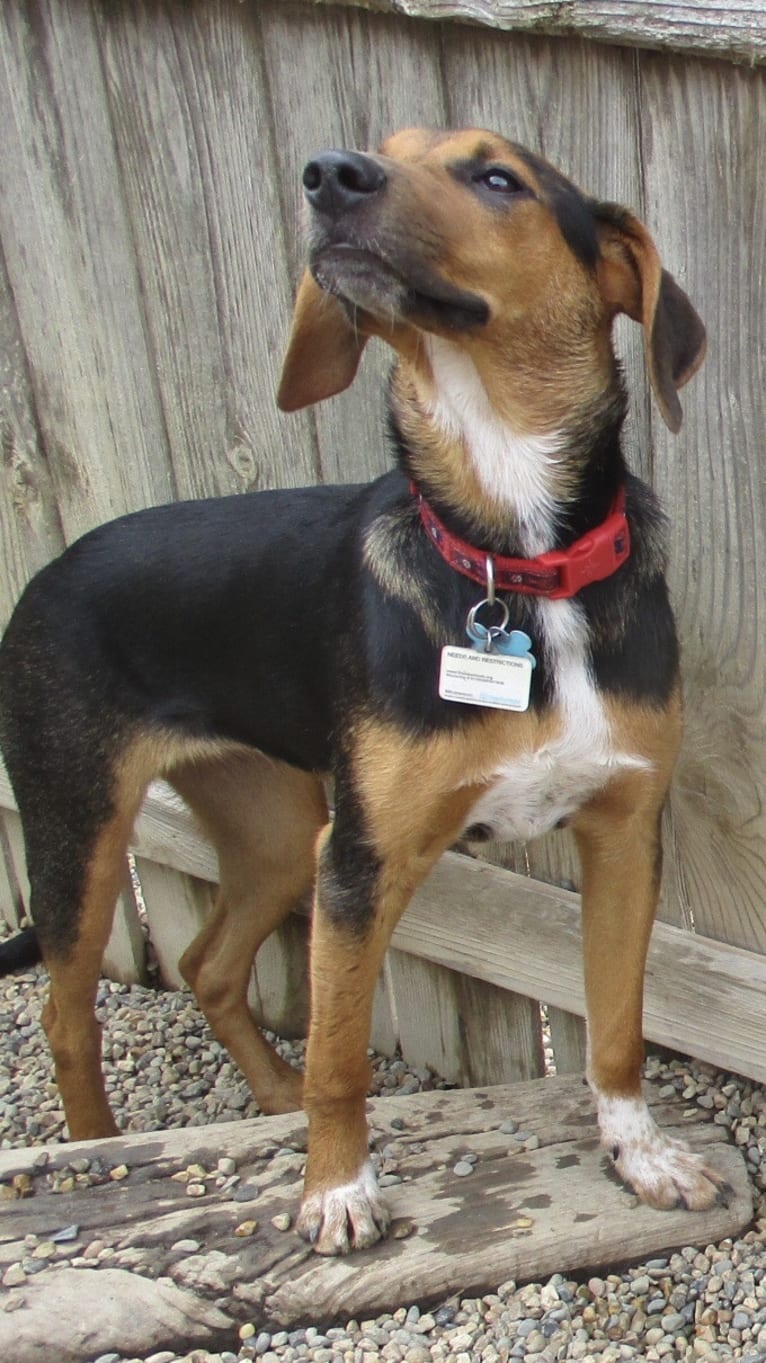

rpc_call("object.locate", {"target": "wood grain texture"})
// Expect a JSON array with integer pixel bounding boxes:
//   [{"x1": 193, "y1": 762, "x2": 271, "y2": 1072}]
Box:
[
  {"x1": 637, "y1": 54, "x2": 766, "y2": 949},
  {"x1": 0, "y1": 813, "x2": 24, "y2": 931},
  {"x1": 0, "y1": 1077, "x2": 751, "y2": 1361},
  {"x1": 0, "y1": 0, "x2": 175, "y2": 540},
  {"x1": 102, "y1": 871, "x2": 148, "y2": 987},
  {"x1": 386, "y1": 949, "x2": 545, "y2": 1084},
  {"x1": 546, "y1": 1004, "x2": 587, "y2": 1075},
  {"x1": 310, "y1": 0, "x2": 766, "y2": 65},
  {"x1": 0, "y1": 247, "x2": 65, "y2": 631},
  {"x1": 95, "y1": 0, "x2": 318, "y2": 500}
]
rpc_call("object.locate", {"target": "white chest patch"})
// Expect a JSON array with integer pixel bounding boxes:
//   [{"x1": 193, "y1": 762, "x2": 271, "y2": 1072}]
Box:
[{"x1": 464, "y1": 597, "x2": 649, "y2": 844}]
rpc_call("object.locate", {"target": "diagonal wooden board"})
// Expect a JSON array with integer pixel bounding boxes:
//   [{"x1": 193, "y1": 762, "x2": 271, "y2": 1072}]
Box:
[{"x1": 0, "y1": 1076, "x2": 752, "y2": 1363}]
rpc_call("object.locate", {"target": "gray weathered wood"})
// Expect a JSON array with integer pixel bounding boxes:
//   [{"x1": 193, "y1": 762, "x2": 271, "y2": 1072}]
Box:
[
  {"x1": 102, "y1": 870, "x2": 147, "y2": 987},
  {"x1": 0, "y1": 1077, "x2": 751, "y2": 1363},
  {"x1": 96, "y1": 0, "x2": 319, "y2": 500},
  {"x1": 638, "y1": 55, "x2": 766, "y2": 947},
  {"x1": 546, "y1": 1005, "x2": 587, "y2": 1075},
  {"x1": 0, "y1": 810, "x2": 25, "y2": 931},
  {"x1": 0, "y1": 247, "x2": 65, "y2": 631},
  {"x1": 387, "y1": 950, "x2": 544, "y2": 1084},
  {"x1": 310, "y1": 0, "x2": 766, "y2": 65},
  {"x1": 0, "y1": 0, "x2": 175, "y2": 540},
  {"x1": 0, "y1": 815, "x2": 23, "y2": 932},
  {"x1": 133, "y1": 858, "x2": 214, "y2": 991}
]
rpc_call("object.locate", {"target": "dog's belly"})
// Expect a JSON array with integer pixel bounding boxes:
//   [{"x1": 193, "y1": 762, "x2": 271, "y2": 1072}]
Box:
[{"x1": 465, "y1": 742, "x2": 618, "y2": 843}]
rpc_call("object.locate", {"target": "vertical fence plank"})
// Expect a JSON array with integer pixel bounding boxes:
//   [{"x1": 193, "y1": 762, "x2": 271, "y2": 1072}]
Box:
[
  {"x1": 638, "y1": 52, "x2": 766, "y2": 949},
  {"x1": 547, "y1": 1007, "x2": 588, "y2": 1076},
  {"x1": 254, "y1": 917, "x2": 310, "y2": 1042},
  {"x1": 370, "y1": 958, "x2": 400, "y2": 1058},
  {"x1": 0, "y1": 245, "x2": 65, "y2": 631},
  {"x1": 134, "y1": 859, "x2": 214, "y2": 991},
  {"x1": 457, "y1": 973, "x2": 546, "y2": 1086},
  {"x1": 387, "y1": 950, "x2": 545, "y2": 1086},
  {"x1": 97, "y1": 0, "x2": 319, "y2": 502},
  {"x1": 102, "y1": 867, "x2": 147, "y2": 986},
  {"x1": 0, "y1": 812, "x2": 25, "y2": 931},
  {"x1": 0, "y1": 0, "x2": 176, "y2": 540},
  {"x1": 0, "y1": 807, "x2": 29, "y2": 919}
]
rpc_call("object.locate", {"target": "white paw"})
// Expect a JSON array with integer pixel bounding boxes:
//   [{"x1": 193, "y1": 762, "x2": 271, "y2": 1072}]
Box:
[
  {"x1": 597, "y1": 1094, "x2": 730, "y2": 1211},
  {"x1": 297, "y1": 1159, "x2": 391, "y2": 1255}
]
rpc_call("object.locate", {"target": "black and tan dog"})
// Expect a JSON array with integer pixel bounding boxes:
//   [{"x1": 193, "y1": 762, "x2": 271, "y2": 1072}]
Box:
[{"x1": 0, "y1": 128, "x2": 724, "y2": 1255}]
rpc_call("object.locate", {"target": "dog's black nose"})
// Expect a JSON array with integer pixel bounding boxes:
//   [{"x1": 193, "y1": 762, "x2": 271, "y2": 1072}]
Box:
[{"x1": 302, "y1": 151, "x2": 386, "y2": 215}]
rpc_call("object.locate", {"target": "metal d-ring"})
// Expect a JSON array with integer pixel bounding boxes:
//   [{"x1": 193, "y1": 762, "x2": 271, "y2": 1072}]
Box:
[
  {"x1": 466, "y1": 595, "x2": 510, "y2": 652},
  {"x1": 485, "y1": 555, "x2": 496, "y2": 606}
]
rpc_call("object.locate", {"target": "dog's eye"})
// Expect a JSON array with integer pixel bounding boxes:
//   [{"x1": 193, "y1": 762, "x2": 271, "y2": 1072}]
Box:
[{"x1": 477, "y1": 167, "x2": 525, "y2": 195}]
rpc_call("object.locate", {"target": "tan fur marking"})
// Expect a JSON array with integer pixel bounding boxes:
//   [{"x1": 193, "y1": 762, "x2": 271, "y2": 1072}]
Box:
[
  {"x1": 573, "y1": 689, "x2": 682, "y2": 1099},
  {"x1": 173, "y1": 751, "x2": 328, "y2": 1115},
  {"x1": 43, "y1": 799, "x2": 143, "y2": 1140}
]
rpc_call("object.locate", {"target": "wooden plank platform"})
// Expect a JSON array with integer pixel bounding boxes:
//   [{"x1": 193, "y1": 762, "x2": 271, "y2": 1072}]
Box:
[{"x1": 0, "y1": 1077, "x2": 752, "y2": 1363}]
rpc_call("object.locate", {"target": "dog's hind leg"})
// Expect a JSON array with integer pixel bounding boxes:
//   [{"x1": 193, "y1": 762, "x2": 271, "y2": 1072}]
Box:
[
  {"x1": 35, "y1": 792, "x2": 145, "y2": 1140},
  {"x1": 170, "y1": 750, "x2": 328, "y2": 1116}
]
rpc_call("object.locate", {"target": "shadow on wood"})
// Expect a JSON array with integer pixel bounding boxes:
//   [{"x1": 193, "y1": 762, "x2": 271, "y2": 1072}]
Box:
[{"x1": 0, "y1": 1076, "x2": 752, "y2": 1363}]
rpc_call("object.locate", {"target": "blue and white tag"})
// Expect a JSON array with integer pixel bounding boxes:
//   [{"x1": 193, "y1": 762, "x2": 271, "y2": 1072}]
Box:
[{"x1": 439, "y1": 645, "x2": 533, "y2": 712}]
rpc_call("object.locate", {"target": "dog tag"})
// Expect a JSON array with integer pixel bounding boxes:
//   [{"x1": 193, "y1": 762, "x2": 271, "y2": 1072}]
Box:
[{"x1": 439, "y1": 644, "x2": 533, "y2": 712}]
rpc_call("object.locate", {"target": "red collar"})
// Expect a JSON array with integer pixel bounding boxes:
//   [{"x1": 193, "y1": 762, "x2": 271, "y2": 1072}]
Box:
[{"x1": 412, "y1": 484, "x2": 630, "y2": 599}]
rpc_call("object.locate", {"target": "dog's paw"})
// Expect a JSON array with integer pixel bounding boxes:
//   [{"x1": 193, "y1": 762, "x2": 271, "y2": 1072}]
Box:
[
  {"x1": 598, "y1": 1095, "x2": 730, "y2": 1211},
  {"x1": 612, "y1": 1132, "x2": 729, "y2": 1211},
  {"x1": 297, "y1": 1159, "x2": 391, "y2": 1255}
]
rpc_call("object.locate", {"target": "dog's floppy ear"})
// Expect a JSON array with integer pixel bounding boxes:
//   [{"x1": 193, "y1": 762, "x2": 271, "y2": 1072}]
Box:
[
  {"x1": 595, "y1": 203, "x2": 706, "y2": 433},
  {"x1": 277, "y1": 270, "x2": 368, "y2": 411}
]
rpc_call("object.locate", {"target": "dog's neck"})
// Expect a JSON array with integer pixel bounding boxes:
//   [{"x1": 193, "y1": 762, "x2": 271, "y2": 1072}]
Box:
[{"x1": 390, "y1": 335, "x2": 628, "y2": 556}]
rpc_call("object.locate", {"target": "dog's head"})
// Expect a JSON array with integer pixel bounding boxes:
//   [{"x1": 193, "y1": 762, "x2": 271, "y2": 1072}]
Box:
[{"x1": 278, "y1": 128, "x2": 705, "y2": 434}]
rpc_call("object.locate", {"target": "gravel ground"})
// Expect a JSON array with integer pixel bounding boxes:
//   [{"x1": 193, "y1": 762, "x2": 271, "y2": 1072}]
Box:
[{"x1": 2, "y1": 960, "x2": 766, "y2": 1363}]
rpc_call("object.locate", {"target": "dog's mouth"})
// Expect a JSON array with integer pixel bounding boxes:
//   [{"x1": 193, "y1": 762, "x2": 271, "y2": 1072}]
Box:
[{"x1": 310, "y1": 243, "x2": 489, "y2": 333}]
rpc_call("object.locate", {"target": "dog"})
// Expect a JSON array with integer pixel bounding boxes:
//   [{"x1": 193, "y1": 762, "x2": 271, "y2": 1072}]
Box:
[{"x1": 0, "y1": 127, "x2": 725, "y2": 1255}]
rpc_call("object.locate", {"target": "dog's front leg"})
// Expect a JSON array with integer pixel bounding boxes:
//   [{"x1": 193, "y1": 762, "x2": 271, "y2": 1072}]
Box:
[
  {"x1": 296, "y1": 822, "x2": 400, "y2": 1255},
  {"x1": 574, "y1": 778, "x2": 729, "y2": 1211}
]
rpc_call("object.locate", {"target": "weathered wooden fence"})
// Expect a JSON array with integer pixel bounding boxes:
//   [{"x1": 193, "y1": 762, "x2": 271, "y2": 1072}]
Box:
[{"x1": 1, "y1": 0, "x2": 766, "y2": 1090}]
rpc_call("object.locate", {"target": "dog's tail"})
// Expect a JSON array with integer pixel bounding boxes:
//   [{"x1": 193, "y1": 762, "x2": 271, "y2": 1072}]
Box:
[{"x1": 0, "y1": 926, "x2": 42, "y2": 974}]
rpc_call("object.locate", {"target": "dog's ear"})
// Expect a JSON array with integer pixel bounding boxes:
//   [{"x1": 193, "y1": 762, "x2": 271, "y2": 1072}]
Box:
[
  {"x1": 277, "y1": 271, "x2": 368, "y2": 411},
  {"x1": 594, "y1": 203, "x2": 706, "y2": 433}
]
